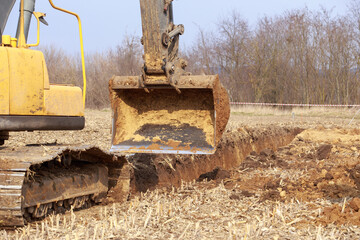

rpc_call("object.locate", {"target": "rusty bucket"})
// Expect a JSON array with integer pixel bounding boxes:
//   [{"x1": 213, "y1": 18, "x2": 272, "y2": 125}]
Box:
[{"x1": 109, "y1": 74, "x2": 230, "y2": 154}]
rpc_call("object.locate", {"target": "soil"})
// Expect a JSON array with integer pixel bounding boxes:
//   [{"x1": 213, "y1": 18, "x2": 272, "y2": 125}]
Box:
[
  {"x1": 317, "y1": 144, "x2": 333, "y2": 160},
  {"x1": 213, "y1": 75, "x2": 231, "y2": 145},
  {"x1": 111, "y1": 125, "x2": 299, "y2": 200},
  {"x1": 112, "y1": 89, "x2": 214, "y2": 147},
  {"x1": 3, "y1": 109, "x2": 360, "y2": 239},
  {"x1": 197, "y1": 167, "x2": 231, "y2": 182},
  {"x1": 217, "y1": 127, "x2": 360, "y2": 227}
]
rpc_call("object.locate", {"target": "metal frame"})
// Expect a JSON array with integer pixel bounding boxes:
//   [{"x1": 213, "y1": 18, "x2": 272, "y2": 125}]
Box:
[{"x1": 0, "y1": 116, "x2": 85, "y2": 131}]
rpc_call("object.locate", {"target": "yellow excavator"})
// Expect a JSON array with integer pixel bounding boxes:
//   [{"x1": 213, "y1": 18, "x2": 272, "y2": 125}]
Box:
[
  {"x1": 0, "y1": 0, "x2": 230, "y2": 227},
  {"x1": 0, "y1": 0, "x2": 128, "y2": 227}
]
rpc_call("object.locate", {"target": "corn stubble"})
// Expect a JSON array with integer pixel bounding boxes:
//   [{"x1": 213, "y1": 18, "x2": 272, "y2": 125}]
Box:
[{"x1": 2, "y1": 107, "x2": 360, "y2": 239}]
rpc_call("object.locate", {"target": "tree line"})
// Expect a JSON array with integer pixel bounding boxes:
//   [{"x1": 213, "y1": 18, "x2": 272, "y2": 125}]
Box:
[{"x1": 43, "y1": 1, "x2": 360, "y2": 108}]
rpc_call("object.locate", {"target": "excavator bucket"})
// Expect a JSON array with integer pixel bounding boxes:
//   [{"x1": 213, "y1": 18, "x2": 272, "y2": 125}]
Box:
[{"x1": 109, "y1": 75, "x2": 230, "y2": 154}]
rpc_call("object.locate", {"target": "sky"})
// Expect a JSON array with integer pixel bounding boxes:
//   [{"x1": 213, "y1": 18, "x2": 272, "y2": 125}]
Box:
[{"x1": 3, "y1": 0, "x2": 352, "y2": 53}]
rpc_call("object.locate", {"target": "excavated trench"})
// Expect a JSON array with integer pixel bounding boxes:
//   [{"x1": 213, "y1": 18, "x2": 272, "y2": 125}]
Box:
[
  {"x1": 0, "y1": 125, "x2": 303, "y2": 227},
  {"x1": 125, "y1": 126, "x2": 303, "y2": 194}
]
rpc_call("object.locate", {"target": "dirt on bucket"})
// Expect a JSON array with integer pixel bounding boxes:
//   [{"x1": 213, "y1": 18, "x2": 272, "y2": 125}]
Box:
[{"x1": 108, "y1": 75, "x2": 230, "y2": 154}]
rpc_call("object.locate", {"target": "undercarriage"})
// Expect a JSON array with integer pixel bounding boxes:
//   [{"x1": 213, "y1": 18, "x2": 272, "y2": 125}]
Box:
[{"x1": 0, "y1": 145, "x2": 129, "y2": 227}]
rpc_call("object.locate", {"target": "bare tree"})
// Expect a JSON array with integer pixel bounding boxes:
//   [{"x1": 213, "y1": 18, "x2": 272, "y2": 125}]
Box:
[
  {"x1": 42, "y1": 5, "x2": 360, "y2": 108},
  {"x1": 214, "y1": 11, "x2": 252, "y2": 101},
  {"x1": 85, "y1": 34, "x2": 142, "y2": 108}
]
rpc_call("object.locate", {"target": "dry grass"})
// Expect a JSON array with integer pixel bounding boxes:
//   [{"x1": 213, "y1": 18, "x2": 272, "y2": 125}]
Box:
[
  {"x1": 231, "y1": 105, "x2": 360, "y2": 120},
  {"x1": 228, "y1": 105, "x2": 360, "y2": 131},
  {"x1": 1, "y1": 182, "x2": 359, "y2": 239},
  {"x1": 2, "y1": 107, "x2": 360, "y2": 239}
]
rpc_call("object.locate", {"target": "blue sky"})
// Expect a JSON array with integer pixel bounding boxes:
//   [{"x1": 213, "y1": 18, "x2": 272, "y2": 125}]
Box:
[{"x1": 4, "y1": 0, "x2": 352, "y2": 53}]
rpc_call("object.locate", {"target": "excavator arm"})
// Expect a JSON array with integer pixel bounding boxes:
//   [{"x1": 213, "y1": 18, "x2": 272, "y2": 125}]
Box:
[
  {"x1": 0, "y1": 0, "x2": 16, "y2": 43},
  {"x1": 140, "y1": 0, "x2": 185, "y2": 87}
]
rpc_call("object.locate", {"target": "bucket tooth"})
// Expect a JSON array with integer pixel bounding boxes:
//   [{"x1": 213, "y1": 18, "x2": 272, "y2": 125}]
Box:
[{"x1": 109, "y1": 74, "x2": 230, "y2": 154}]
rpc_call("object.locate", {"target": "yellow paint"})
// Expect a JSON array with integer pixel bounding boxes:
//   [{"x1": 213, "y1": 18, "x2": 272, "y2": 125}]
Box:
[
  {"x1": 44, "y1": 85, "x2": 84, "y2": 116},
  {"x1": 8, "y1": 47, "x2": 45, "y2": 115},
  {"x1": 17, "y1": 0, "x2": 26, "y2": 48},
  {"x1": 27, "y1": 12, "x2": 46, "y2": 47},
  {"x1": 0, "y1": 47, "x2": 83, "y2": 117},
  {"x1": 1, "y1": 36, "x2": 17, "y2": 48},
  {"x1": 0, "y1": 0, "x2": 85, "y2": 119},
  {"x1": 0, "y1": 48, "x2": 10, "y2": 114},
  {"x1": 2, "y1": 35, "x2": 11, "y2": 46},
  {"x1": 48, "y1": 0, "x2": 87, "y2": 108},
  {"x1": 10, "y1": 38, "x2": 17, "y2": 48},
  {"x1": 43, "y1": 60, "x2": 50, "y2": 90}
]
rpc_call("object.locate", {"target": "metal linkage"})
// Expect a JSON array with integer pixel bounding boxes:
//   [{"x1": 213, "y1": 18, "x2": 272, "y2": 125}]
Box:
[{"x1": 140, "y1": 0, "x2": 187, "y2": 87}]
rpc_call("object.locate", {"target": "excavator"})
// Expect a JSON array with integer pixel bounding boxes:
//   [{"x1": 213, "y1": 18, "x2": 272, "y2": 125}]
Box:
[{"x1": 0, "y1": 0, "x2": 230, "y2": 227}]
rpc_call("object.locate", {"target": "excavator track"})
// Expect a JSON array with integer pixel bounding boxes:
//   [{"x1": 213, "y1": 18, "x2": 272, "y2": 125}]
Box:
[{"x1": 0, "y1": 145, "x2": 130, "y2": 227}]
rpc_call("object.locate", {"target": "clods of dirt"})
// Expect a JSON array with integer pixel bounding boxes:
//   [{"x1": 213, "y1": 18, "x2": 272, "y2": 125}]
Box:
[
  {"x1": 319, "y1": 199, "x2": 360, "y2": 226},
  {"x1": 229, "y1": 190, "x2": 255, "y2": 200},
  {"x1": 348, "y1": 164, "x2": 360, "y2": 189},
  {"x1": 263, "y1": 178, "x2": 281, "y2": 190},
  {"x1": 324, "y1": 172, "x2": 334, "y2": 180},
  {"x1": 261, "y1": 190, "x2": 281, "y2": 202},
  {"x1": 260, "y1": 149, "x2": 276, "y2": 159},
  {"x1": 320, "y1": 184, "x2": 359, "y2": 199},
  {"x1": 349, "y1": 198, "x2": 360, "y2": 211},
  {"x1": 197, "y1": 167, "x2": 230, "y2": 182},
  {"x1": 240, "y1": 148, "x2": 290, "y2": 169},
  {"x1": 316, "y1": 144, "x2": 332, "y2": 160}
]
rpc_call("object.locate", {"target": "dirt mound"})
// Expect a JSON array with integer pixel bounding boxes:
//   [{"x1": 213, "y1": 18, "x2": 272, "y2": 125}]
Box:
[
  {"x1": 212, "y1": 127, "x2": 360, "y2": 227},
  {"x1": 318, "y1": 198, "x2": 360, "y2": 226},
  {"x1": 129, "y1": 126, "x2": 302, "y2": 192}
]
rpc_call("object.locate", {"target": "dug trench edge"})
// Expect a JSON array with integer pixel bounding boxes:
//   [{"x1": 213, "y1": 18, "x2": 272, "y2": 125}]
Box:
[{"x1": 127, "y1": 126, "x2": 304, "y2": 193}]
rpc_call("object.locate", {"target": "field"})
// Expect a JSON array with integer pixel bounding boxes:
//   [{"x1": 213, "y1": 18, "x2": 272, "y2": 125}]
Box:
[{"x1": 2, "y1": 106, "x2": 360, "y2": 239}]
